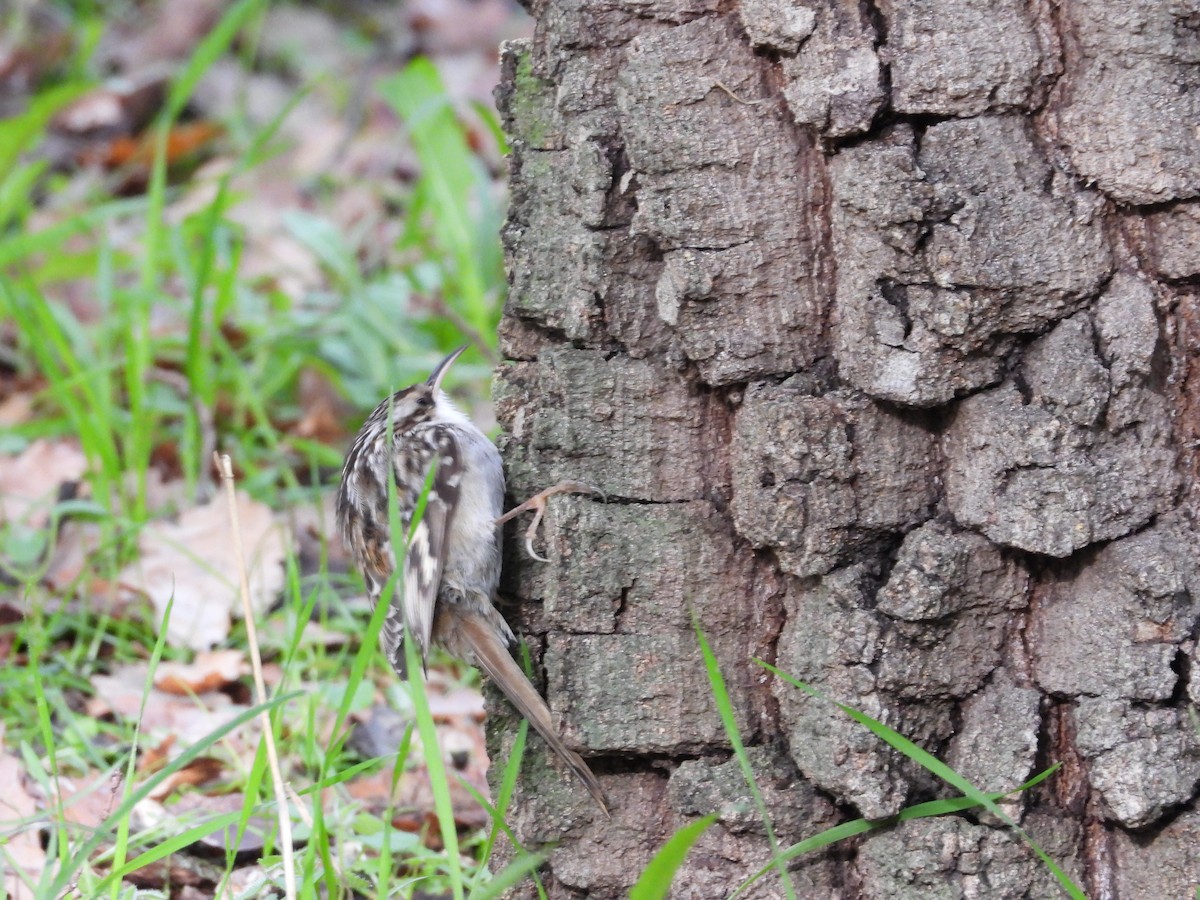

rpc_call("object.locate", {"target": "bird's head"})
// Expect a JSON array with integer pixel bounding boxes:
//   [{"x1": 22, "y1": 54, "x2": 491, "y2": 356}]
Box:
[{"x1": 368, "y1": 344, "x2": 469, "y2": 434}]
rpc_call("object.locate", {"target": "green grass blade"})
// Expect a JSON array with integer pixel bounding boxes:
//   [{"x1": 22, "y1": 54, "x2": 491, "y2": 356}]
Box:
[
  {"x1": 375, "y1": 724, "x2": 415, "y2": 890},
  {"x1": 469, "y1": 100, "x2": 509, "y2": 156},
  {"x1": 467, "y1": 852, "x2": 549, "y2": 900},
  {"x1": 757, "y1": 660, "x2": 1084, "y2": 900},
  {"x1": 380, "y1": 58, "x2": 496, "y2": 337},
  {"x1": 108, "y1": 593, "x2": 176, "y2": 900},
  {"x1": 25, "y1": 600, "x2": 73, "y2": 891},
  {"x1": 731, "y1": 766, "x2": 1062, "y2": 896},
  {"x1": 381, "y1": 387, "x2": 464, "y2": 899},
  {"x1": 142, "y1": 0, "x2": 267, "y2": 288},
  {"x1": 404, "y1": 627, "x2": 465, "y2": 900},
  {"x1": 162, "y1": 0, "x2": 267, "y2": 125},
  {"x1": 2, "y1": 280, "x2": 122, "y2": 517},
  {"x1": 0, "y1": 83, "x2": 87, "y2": 180},
  {"x1": 92, "y1": 810, "x2": 245, "y2": 891},
  {"x1": 284, "y1": 211, "x2": 361, "y2": 291},
  {"x1": 462, "y1": 709, "x2": 546, "y2": 899},
  {"x1": 630, "y1": 814, "x2": 719, "y2": 900},
  {"x1": 0, "y1": 198, "x2": 145, "y2": 269},
  {"x1": 47, "y1": 690, "x2": 300, "y2": 895},
  {"x1": 224, "y1": 737, "x2": 269, "y2": 885},
  {"x1": 693, "y1": 620, "x2": 795, "y2": 900},
  {"x1": 0, "y1": 160, "x2": 46, "y2": 233},
  {"x1": 474, "y1": 717, "x2": 529, "y2": 876}
]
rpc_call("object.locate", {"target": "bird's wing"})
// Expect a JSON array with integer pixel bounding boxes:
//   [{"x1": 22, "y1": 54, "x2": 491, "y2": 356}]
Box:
[
  {"x1": 336, "y1": 427, "x2": 396, "y2": 604},
  {"x1": 398, "y1": 425, "x2": 463, "y2": 670}
]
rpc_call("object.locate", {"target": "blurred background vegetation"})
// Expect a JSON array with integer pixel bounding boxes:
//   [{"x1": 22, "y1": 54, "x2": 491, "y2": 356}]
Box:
[
  {"x1": 0, "y1": 1, "x2": 538, "y2": 896},
  {"x1": 1, "y1": 0, "x2": 521, "y2": 509}
]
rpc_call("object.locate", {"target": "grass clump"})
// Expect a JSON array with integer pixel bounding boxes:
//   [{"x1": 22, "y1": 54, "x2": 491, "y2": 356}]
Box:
[{"x1": 0, "y1": 2, "x2": 521, "y2": 896}]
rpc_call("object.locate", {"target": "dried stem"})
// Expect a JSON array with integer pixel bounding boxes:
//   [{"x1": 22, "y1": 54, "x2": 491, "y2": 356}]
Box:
[{"x1": 214, "y1": 452, "x2": 296, "y2": 900}]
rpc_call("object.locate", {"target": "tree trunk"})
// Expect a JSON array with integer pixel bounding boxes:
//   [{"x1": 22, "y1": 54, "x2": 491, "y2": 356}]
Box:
[{"x1": 488, "y1": 1, "x2": 1200, "y2": 896}]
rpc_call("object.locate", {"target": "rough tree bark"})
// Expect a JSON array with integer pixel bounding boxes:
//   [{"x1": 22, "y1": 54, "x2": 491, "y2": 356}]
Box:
[{"x1": 486, "y1": 1, "x2": 1200, "y2": 897}]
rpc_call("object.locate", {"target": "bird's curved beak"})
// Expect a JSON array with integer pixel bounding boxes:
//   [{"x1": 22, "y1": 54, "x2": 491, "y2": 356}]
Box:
[{"x1": 427, "y1": 344, "x2": 468, "y2": 393}]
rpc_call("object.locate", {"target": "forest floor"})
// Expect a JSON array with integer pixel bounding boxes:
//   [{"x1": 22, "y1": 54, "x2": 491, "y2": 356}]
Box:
[{"x1": 0, "y1": 1, "x2": 533, "y2": 896}]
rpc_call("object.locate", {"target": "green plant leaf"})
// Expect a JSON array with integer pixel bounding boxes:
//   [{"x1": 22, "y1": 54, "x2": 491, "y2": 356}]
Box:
[
  {"x1": 0, "y1": 83, "x2": 88, "y2": 181},
  {"x1": 380, "y1": 58, "x2": 500, "y2": 340},
  {"x1": 630, "y1": 814, "x2": 719, "y2": 900}
]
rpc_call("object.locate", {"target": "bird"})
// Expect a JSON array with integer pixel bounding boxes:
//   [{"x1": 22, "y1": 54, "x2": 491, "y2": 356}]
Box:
[{"x1": 335, "y1": 344, "x2": 608, "y2": 814}]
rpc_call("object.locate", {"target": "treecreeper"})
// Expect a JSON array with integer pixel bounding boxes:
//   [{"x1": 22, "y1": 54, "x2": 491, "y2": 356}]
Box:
[{"x1": 335, "y1": 344, "x2": 609, "y2": 814}]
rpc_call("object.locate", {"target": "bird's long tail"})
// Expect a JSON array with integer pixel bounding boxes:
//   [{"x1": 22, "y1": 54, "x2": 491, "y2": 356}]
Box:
[{"x1": 453, "y1": 607, "x2": 609, "y2": 816}]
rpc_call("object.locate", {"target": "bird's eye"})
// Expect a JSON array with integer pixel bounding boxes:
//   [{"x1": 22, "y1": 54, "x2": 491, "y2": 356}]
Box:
[{"x1": 416, "y1": 395, "x2": 432, "y2": 409}]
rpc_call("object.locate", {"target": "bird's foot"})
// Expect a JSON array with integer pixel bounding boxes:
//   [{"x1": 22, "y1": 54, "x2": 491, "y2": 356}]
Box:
[{"x1": 496, "y1": 481, "x2": 605, "y2": 562}]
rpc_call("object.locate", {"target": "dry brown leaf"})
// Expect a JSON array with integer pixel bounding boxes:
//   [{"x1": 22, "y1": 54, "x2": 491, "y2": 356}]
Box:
[
  {"x1": 293, "y1": 621, "x2": 348, "y2": 651},
  {"x1": 0, "y1": 439, "x2": 87, "y2": 526},
  {"x1": 293, "y1": 368, "x2": 351, "y2": 444},
  {"x1": 175, "y1": 883, "x2": 218, "y2": 900},
  {"x1": 260, "y1": 661, "x2": 285, "y2": 686},
  {"x1": 106, "y1": 0, "x2": 224, "y2": 69},
  {"x1": 324, "y1": 103, "x2": 418, "y2": 184},
  {"x1": 0, "y1": 391, "x2": 34, "y2": 427},
  {"x1": 155, "y1": 649, "x2": 245, "y2": 695},
  {"x1": 93, "y1": 120, "x2": 223, "y2": 170},
  {"x1": 127, "y1": 791, "x2": 269, "y2": 874},
  {"x1": 0, "y1": 20, "x2": 72, "y2": 107},
  {"x1": 139, "y1": 735, "x2": 176, "y2": 773},
  {"x1": 126, "y1": 854, "x2": 225, "y2": 897},
  {"x1": 168, "y1": 162, "x2": 324, "y2": 300},
  {"x1": 147, "y1": 756, "x2": 224, "y2": 801},
  {"x1": 0, "y1": 726, "x2": 43, "y2": 900},
  {"x1": 346, "y1": 709, "x2": 490, "y2": 838},
  {"x1": 124, "y1": 853, "x2": 222, "y2": 894},
  {"x1": 119, "y1": 491, "x2": 288, "y2": 650},
  {"x1": 51, "y1": 77, "x2": 165, "y2": 140},
  {"x1": 225, "y1": 862, "x2": 275, "y2": 896},
  {"x1": 239, "y1": 231, "x2": 325, "y2": 300},
  {"x1": 53, "y1": 769, "x2": 121, "y2": 830},
  {"x1": 42, "y1": 519, "x2": 106, "y2": 592},
  {"x1": 347, "y1": 758, "x2": 489, "y2": 837},
  {"x1": 89, "y1": 660, "x2": 255, "y2": 755}
]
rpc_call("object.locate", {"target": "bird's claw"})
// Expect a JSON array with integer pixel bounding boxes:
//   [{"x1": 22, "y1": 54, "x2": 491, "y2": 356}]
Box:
[{"x1": 497, "y1": 481, "x2": 605, "y2": 562}]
